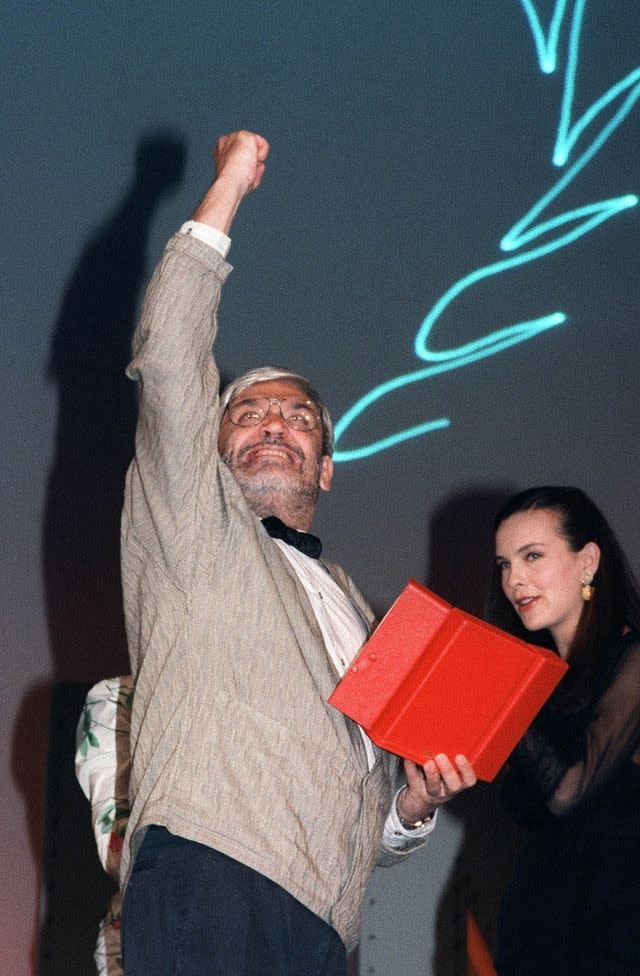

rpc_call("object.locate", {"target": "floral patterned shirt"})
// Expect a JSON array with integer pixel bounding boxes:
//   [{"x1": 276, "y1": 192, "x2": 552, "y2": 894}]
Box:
[{"x1": 76, "y1": 676, "x2": 134, "y2": 976}]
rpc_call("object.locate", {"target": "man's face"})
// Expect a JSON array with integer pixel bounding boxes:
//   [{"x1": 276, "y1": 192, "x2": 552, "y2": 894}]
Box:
[{"x1": 218, "y1": 380, "x2": 334, "y2": 510}]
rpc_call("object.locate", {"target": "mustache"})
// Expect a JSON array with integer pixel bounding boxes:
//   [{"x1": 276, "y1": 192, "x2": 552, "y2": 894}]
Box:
[{"x1": 235, "y1": 437, "x2": 306, "y2": 463}]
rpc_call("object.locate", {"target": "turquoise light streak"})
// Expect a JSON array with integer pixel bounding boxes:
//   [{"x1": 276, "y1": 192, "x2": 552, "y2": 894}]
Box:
[
  {"x1": 333, "y1": 0, "x2": 639, "y2": 463},
  {"x1": 520, "y1": 0, "x2": 567, "y2": 73}
]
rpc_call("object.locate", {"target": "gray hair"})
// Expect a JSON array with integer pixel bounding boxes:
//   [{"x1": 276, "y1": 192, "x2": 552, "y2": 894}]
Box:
[{"x1": 218, "y1": 366, "x2": 334, "y2": 456}]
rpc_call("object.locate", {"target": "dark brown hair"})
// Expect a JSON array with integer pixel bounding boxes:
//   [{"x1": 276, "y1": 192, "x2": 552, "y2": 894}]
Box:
[{"x1": 486, "y1": 486, "x2": 640, "y2": 703}]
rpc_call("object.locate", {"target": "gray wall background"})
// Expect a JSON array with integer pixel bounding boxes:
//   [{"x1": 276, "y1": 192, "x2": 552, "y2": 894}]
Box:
[{"x1": 3, "y1": 2, "x2": 639, "y2": 972}]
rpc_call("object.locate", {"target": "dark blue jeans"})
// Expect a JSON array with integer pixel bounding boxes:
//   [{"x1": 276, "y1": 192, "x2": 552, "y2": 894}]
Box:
[{"x1": 121, "y1": 826, "x2": 347, "y2": 976}]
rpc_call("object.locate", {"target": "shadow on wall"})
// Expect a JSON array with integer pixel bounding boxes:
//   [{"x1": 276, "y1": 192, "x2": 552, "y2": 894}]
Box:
[
  {"x1": 11, "y1": 132, "x2": 186, "y2": 976},
  {"x1": 425, "y1": 485, "x2": 524, "y2": 976},
  {"x1": 426, "y1": 486, "x2": 514, "y2": 618},
  {"x1": 43, "y1": 131, "x2": 186, "y2": 684}
]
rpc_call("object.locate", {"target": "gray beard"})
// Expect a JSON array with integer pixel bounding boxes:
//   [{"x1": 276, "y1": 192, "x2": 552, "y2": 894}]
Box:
[{"x1": 220, "y1": 455, "x2": 321, "y2": 521}]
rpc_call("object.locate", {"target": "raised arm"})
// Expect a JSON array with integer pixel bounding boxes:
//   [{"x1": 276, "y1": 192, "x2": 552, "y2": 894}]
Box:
[{"x1": 123, "y1": 132, "x2": 270, "y2": 593}]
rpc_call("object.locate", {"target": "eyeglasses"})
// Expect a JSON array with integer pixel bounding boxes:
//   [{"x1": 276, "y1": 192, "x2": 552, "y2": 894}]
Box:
[{"x1": 226, "y1": 396, "x2": 321, "y2": 432}]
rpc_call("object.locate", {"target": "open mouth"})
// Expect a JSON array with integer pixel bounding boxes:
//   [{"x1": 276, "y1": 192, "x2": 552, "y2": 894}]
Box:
[
  {"x1": 515, "y1": 596, "x2": 539, "y2": 613},
  {"x1": 239, "y1": 438, "x2": 304, "y2": 462},
  {"x1": 246, "y1": 445, "x2": 297, "y2": 462}
]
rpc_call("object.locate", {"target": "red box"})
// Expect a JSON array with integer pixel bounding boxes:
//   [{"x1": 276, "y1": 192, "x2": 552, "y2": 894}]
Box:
[{"x1": 328, "y1": 580, "x2": 567, "y2": 781}]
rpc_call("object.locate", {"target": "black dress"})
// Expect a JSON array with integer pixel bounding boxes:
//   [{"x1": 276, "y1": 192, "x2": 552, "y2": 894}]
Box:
[{"x1": 496, "y1": 632, "x2": 640, "y2": 976}]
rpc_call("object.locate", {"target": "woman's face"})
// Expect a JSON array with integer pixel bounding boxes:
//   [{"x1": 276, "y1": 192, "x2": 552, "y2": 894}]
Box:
[{"x1": 495, "y1": 507, "x2": 600, "y2": 657}]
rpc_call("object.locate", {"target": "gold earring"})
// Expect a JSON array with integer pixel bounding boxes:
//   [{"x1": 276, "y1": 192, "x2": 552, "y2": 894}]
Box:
[{"x1": 580, "y1": 572, "x2": 594, "y2": 602}]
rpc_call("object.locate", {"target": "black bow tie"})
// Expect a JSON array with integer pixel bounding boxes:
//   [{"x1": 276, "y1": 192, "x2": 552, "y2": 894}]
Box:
[{"x1": 261, "y1": 516, "x2": 322, "y2": 559}]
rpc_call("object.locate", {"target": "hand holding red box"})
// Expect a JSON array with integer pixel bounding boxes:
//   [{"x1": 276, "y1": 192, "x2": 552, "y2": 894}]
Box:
[{"x1": 328, "y1": 580, "x2": 568, "y2": 781}]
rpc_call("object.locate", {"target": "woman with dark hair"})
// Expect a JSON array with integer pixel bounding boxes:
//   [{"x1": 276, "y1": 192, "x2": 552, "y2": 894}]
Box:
[{"x1": 487, "y1": 486, "x2": 640, "y2": 975}]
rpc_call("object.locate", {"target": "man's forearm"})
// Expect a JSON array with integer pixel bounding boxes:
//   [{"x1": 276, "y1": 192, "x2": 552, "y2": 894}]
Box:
[{"x1": 192, "y1": 174, "x2": 247, "y2": 235}]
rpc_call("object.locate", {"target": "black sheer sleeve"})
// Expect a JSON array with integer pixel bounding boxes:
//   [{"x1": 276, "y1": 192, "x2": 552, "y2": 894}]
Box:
[{"x1": 502, "y1": 635, "x2": 640, "y2": 824}]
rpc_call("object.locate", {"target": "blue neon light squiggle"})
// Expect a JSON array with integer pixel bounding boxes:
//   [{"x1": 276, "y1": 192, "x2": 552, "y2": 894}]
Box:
[{"x1": 333, "y1": 0, "x2": 639, "y2": 462}]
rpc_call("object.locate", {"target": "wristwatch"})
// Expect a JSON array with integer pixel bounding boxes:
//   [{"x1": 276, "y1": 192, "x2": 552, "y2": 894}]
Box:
[{"x1": 396, "y1": 786, "x2": 436, "y2": 830}]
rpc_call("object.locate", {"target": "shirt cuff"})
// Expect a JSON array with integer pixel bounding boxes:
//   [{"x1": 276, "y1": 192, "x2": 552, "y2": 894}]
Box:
[{"x1": 179, "y1": 220, "x2": 231, "y2": 258}]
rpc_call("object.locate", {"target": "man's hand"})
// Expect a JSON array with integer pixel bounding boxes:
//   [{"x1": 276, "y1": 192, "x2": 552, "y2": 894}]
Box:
[
  {"x1": 192, "y1": 130, "x2": 270, "y2": 234},
  {"x1": 397, "y1": 754, "x2": 477, "y2": 825},
  {"x1": 213, "y1": 131, "x2": 270, "y2": 197}
]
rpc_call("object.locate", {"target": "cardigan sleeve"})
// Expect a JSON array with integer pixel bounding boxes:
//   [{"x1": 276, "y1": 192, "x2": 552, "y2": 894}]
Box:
[{"x1": 123, "y1": 233, "x2": 231, "y2": 588}]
